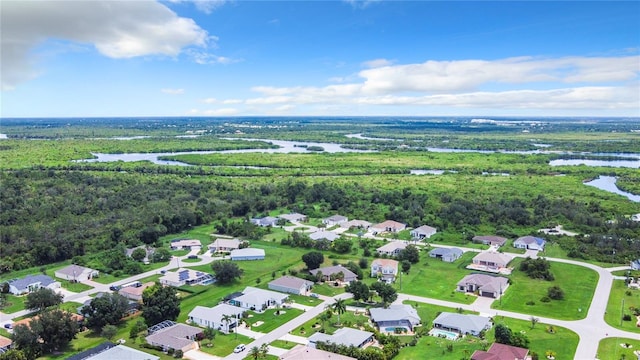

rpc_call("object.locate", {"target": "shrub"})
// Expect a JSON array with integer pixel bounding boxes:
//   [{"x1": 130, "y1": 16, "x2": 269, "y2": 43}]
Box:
[
  {"x1": 540, "y1": 296, "x2": 551, "y2": 303},
  {"x1": 526, "y1": 300, "x2": 536, "y2": 306},
  {"x1": 622, "y1": 314, "x2": 632, "y2": 321},
  {"x1": 547, "y1": 286, "x2": 565, "y2": 300}
]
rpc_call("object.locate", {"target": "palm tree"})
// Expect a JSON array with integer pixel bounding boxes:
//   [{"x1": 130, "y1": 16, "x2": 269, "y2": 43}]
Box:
[
  {"x1": 332, "y1": 298, "x2": 347, "y2": 326},
  {"x1": 249, "y1": 346, "x2": 261, "y2": 360},
  {"x1": 221, "y1": 314, "x2": 234, "y2": 334},
  {"x1": 259, "y1": 343, "x2": 269, "y2": 358}
]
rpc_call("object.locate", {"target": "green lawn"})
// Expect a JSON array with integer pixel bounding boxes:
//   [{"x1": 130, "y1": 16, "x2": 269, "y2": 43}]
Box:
[
  {"x1": 58, "y1": 280, "x2": 94, "y2": 292},
  {"x1": 246, "y1": 308, "x2": 303, "y2": 333},
  {"x1": 198, "y1": 332, "x2": 254, "y2": 357},
  {"x1": 269, "y1": 339, "x2": 298, "y2": 350},
  {"x1": 90, "y1": 261, "x2": 169, "y2": 284},
  {"x1": 597, "y1": 337, "x2": 640, "y2": 360},
  {"x1": 291, "y1": 309, "x2": 371, "y2": 338},
  {"x1": 398, "y1": 302, "x2": 578, "y2": 360},
  {"x1": 1, "y1": 294, "x2": 26, "y2": 313},
  {"x1": 492, "y1": 258, "x2": 597, "y2": 320},
  {"x1": 605, "y1": 280, "x2": 640, "y2": 333},
  {"x1": 312, "y1": 283, "x2": 346, "y2": 297},
  {"x1": 286, "y1": 293, "x2": 323, "y2": 306},
  {"x1": 396, "y1": 252, "x2": 477, "y2": 304}
]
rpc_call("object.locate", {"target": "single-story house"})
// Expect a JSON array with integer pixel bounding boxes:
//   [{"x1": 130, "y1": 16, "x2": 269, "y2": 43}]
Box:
[
  {"x1": 369, "y1": 304, "x2": 421, "y2": 332},
  {"x1": 309, "y1": 230, "x2": 340, "y2": 242},
  {"x1": 340, "y1": 220, "x2": 372, "y2": 229},
  {"x1": 631, "y1": 259, "x2": 640, "y2": 270},
  {"x1": 7, "y1": 274, "x2": 60, "y2": 295},
  {"x1": 230, "y1": 248, "x2": 265, "y2": 261},
  {"x1": 229, "y1": 286, "x2": 289, "y2": 311},
  {"x1": 159, "y1": 268, "x2": 214, "y2": 287},
  {"x1": 55, "y1": 265, "x2": 99, "y2": 282},
  {"x1": 125, "y1": 246, "x2": 154, "y2": 264},
  {"x1": 410, "y1": 225, "x2": 437, "y2": 239},
  {"x1": 322, "y1": 215, "x2": 348, "y2": 227},
  {"x1": 376, "y1": 241, "x2": 407, "y2": 257},
  {"x1": 169, "y1": 239, "x2": 201, "y2": 250},
  {"x1": 371, "y1": 259, "x2": 399, "y2": 283},
  {"x1": 279, "y1": 344, "x2": 356, "y2": 360},
  {"x1": 472, "y1": 235, "x2": 508, "y2": 247},
  {"x1": 67, "y1": 343, "x2": 159, "y2": 360},
  {"x1": 308, "y1": 327, "x2": 374, "y2": 349},
  {"x1": 456, "y1": 274, "x2": 509, "y2": 298},
  {"x1": 188, "y1": 304, "x2": 245, "y2": 333},
  {"x1": 513, "y1": 236, "x2": 546, "y2": 251},
  {"x1": 371, "y1": 220, "x2": 406, "y2": 234},
  {"x1": 251, "y1": 216, "x2": 279, "y2": 227},
  {"x1": 0, "y1": 335, "x2": 12, "y2": 353},
  {"x1": 310, "y1": 265, "x2": 358, "y2": 283},
  {"x1": 471, "y1": 343, "x2": 529, "y2": 360},
  {"x1": 471, "y1": 252, "x2": 513, "y2": 270},
  {"x1": 268, "y1": 276, "x2": 313, "y2": 295},
  {"x1": 119, "y1": 282, "x2": 155, "y2": 302},
  {"x1": 208, "y1": 238, "x2": 241, "y2": 253},
  {"x1": 146, "y1": 322, "x2": 202, "y2": 353},
  {"x1": 278, "y1": 213, "x2": 308, "y2": 223},
  {"x1": 429, "y1": 247, "x2": 463, "y2": 262},
  {"x1": 432, "y1": 312, "x2": 492, "y2": 336}
]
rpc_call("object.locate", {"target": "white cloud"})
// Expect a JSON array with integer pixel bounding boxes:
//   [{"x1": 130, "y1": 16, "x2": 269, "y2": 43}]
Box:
[
  {"x1": 187, "y1": 49, "x2": 239, "y2": 65},
  {"x1": 161, "y1": 88, "x2": 185, "y2": 95},
  {"x1": 204, "y1": 108, "x2": 240, "y2": 116},
  {"x1": 168, "y1": 0, "x2": 228, "y2": 14},
  {"x1": 362, "y1": 58, "x2": 394, "y2": 68},
  {"x1": 1, "y1": 0, "x2": 209, "y2": 90}
]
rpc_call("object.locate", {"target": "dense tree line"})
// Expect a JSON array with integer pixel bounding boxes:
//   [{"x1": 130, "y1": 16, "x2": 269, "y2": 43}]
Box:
[{"x1": 1, "y1": 170, "x2": 638, "y2": 274}]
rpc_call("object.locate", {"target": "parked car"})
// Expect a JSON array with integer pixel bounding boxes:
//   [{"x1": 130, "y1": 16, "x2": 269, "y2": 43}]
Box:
[
  {"x1": 310, "y1": 293, "x2": 319, "y2": 298},
  {"x1": 233, "y1": 344, "x2": 246, "y2": 353},
  {"x1": 187, "y1": 255, "x2": 198, "y2": 259}
]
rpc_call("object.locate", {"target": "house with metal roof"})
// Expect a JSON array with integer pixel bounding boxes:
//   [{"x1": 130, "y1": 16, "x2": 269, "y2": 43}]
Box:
[
  {"x1": 429, "y1": 247, "x2": 463, "y2": 262},
  {"x1": 369, "y1": 304, "x2": 421, "y2": 332},
  {"x1": 432, "y1": 312, "x2": 492, "y2": 336},
  {"x1": 456, "y1": 273, "x2": 509, "y2": 298},
  {"x1": 268, "y1": 276, "x2": 313, "y2": 295},
  {"x1": 230, "y1": 248, "x2": 265, "y2": 261},
  {"x1": 188, "y1": 304, "x2": 245, "y2": 333},
  {"x1": 7, "y1": 274, "x2": 60, "y2": 295},
  {"x1": 308, "y1": 327, "x2": 374, "y2": 349}
]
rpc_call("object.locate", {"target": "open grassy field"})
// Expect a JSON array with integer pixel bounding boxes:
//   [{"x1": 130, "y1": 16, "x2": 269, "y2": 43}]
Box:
[
  {"x1": 291, "y1": 309, "x2": 371, "y2": 338},
  {"x1": 246, "y1": 308, "x2": 304, "y2": 333},
  {"x1": 492, "y1": 258, "x2": 598, "y2": 320},
  {"x1": 597, "y1": 337, "x2": 640, "y2": 360},
  {"x1": 605, "y1": 280, "x2": 640, "y2": 333}
]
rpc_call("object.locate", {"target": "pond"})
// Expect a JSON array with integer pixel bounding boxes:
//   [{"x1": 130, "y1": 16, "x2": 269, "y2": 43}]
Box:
[{"x1": 584, "y1": 176, "x2": 640, "y2": 202}]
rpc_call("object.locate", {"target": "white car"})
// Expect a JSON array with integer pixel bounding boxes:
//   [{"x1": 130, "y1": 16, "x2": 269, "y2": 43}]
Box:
[{"x1": 233, "y1": 344, "x2": 246, "y2": 353}]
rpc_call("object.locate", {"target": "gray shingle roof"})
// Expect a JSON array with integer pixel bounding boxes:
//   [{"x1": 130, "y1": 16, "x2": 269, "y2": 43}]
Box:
[
  {"x1": 369, "y1": 305, "x2": 420, "y2": 325},
  {"x1": 309, "y1": 327, "x2": 373, "y2": 347},
  {"x1": 9, "y1": 274, "x2": 56, "y2": 291}
]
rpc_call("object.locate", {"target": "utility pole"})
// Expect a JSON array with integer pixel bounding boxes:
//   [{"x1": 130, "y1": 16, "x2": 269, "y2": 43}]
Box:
[{"x1": 621, "y1": 298, "x2": 625, "y2": 326}]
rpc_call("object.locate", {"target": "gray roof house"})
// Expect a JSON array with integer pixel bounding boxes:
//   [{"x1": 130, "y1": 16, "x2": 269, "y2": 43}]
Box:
[
  {"x1": 208, "y1": 238, "x2": 241, "y2": 252},
  {"x1": 280, "y1": 344, "x2": 356, "y2": 360},
  {"x1": 472, "y1": 235, "x2": 508, "y2": 247},
  {"x1": 340, "y1": 220, "x2": 372, "y2": 229},
  {"x1": 513, "y1": 236, "x2": 546, "y2": 251},
  {"x1": 456, "y1": 273, "x2": 509, "y2": 298},
  {"x1": 67, "y1": 344, "x2": 160, "y2": 360},
  {"x1": 278, "y1": 213, "x2": 308, "y2": 223},
  {"x1": 310, "y1": 265, "x2": 358, "y2": 283},
  {"x1": 369, "y1": 304, "x2": 421, "y2": 332},
  {"x1": 145, "y1": 323, "x2": 202, "y2": 353},
  {"x1": 8, "y1": 274, "x2": 61, "y2": 295},
  {"x1": 309, "y1": 230, "x2": 340, "y2": 242},
  {"x1": 268, "y1": 276, "x2": 313, "y2": 295},
  {"x1": 322, "y1": 215, "x2": 348, "y2": 227},
  {"x1": 308, "y1": 327, "x2": 374, "y2": 349},
  {"x1": 188, "y1": 304, "x2": 245, "y2": 333},
  {"x1": 429, "y1": 247, "x2": 463, "y2": 262},
  {"x1": 376, "y1": 241, "x2": 407, "y2": 257},
  {"x1": 229, "y1": 286, "x2": 289, "y2": 311},
  {"x1": 251, "y1": 216, "x2": 279, "y2": 227},
  {"x1": 432, "y1": 312, "x2": 492, "y2": 336},
  {"x1": 410, "y1": 225, "x2": 437, "y2": 239},
  {"x1": 230, "y1": 248, "x2": 265, "y2": 261},
  {"x1": 54, "y1": 265, "x2": 99, "y2": 282}
]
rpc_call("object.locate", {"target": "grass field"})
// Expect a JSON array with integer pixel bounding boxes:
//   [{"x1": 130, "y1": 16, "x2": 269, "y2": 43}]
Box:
[
  {"x1": 1, "y1": 294, "x2": 26, "y2": 313},
  {"x1": 604, "y1": 280, "x2": 640, "y2": 333},
  {"x1": 291, "y1": 309, "x2": 371, "y2": 338},
  {"x1": 492, "y1": 258, "x2": 597, "y2": 320},
  {"x1": 246, "y1": 308, "x2": 304, "y2": 333},
  {"x1": 597, "y1": 337, "x2": 640, "y2": 360}
]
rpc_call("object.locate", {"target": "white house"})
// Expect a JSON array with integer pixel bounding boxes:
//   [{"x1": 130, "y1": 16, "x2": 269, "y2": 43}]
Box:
[
  {"x1": 159, "y1": 269, "x2": 215, "y2": 287},
  {"x1": 340, "y1": 220, "x2": 372, "y2": 229},
  {"x1": 308, "y1": 327, "x2": 374, "y2": 349},
  {"x1": 208, "y1": 238, "x2": 241, "y2": 253},
  {"x1": 371, "y1": 220, "x2": 406, "y2": 234},
  {"x1": 230, "y1": 248, "x2": 265, "y2": 261},
  {"x1": 370, "y1": 259, "x2": 399, "y2": 283},
  {"x1": 55, "y1": 265, "x2": 99, "y2": 282},
  {"x1": 322, "y1": 215, "x2": 348, "y2": 227},
  {"x1": 277, "y1": 213, "x2": 308, "y2": 223},
  {"x1": 7, "y1": 274, "x2": 60, "y2": 295},
  {"x1": 250, "y1": 216, "x2": 279, "y2": 227},
  {"x1": 410, "y1": 225, "x2": 437, "y2": 239},
  {"x1": 309, "y1": 230, "x2": 340, "y2": 242},
  {"x1": 513, "y1": 236, "x2": 546, "y2": 251},
  {"x1": 428, "y1": 247, "x2": 463, "y2": 262},
  {"x1": 268, "y1": 276, "x2": 313, "y2": 295},
  {"x1": 229, "y1": 286, "x2": 289, "y2": 311},
  {"x1": 188, "y1": 304, "x2": 245, "y2": 333},
  {"x1": 169, "y1": 239, "x2": 201, "y2": 250},
  {"x1": 376, "y1": 241, "x2": 407, "y2": 257}
]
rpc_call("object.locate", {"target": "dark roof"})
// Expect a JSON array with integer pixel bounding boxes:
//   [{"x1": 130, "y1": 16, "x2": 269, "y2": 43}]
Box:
[
  {"x1": 224, "y1": 292, "x2": 244, "y2": 301},
  {"x1": 9, "y1": 274, "x2": 57, "y2": 291},
  {"x1": 65, "y1": 341, "x2": 115, "y2": 360}
]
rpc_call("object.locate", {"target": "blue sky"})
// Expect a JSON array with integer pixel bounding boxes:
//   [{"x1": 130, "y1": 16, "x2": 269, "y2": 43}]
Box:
[{"x1": 1, "y1": 0, "x2": 639, "y2": 117}]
